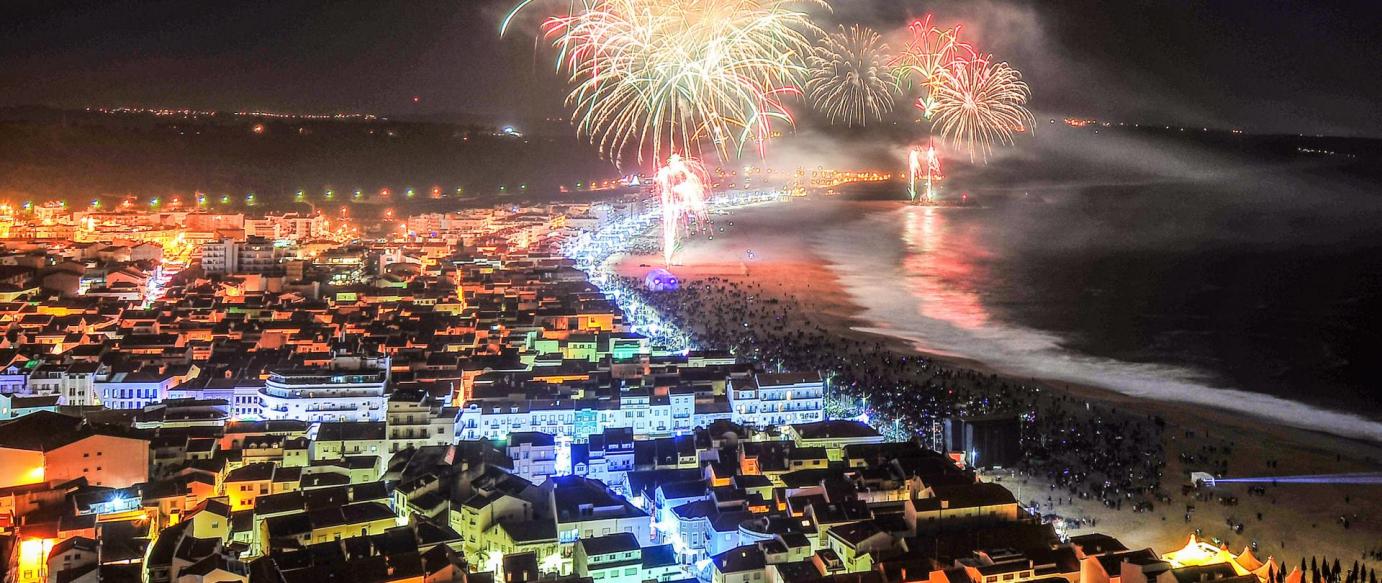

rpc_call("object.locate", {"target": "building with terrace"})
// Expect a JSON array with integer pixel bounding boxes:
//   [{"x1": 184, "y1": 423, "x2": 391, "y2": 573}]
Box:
[
  {"x1": 727, "y1": 372, "x2": 825, "y2": 428},
  {"x1": 259, "y1": 355, "x2": 390, "y2": 422}
]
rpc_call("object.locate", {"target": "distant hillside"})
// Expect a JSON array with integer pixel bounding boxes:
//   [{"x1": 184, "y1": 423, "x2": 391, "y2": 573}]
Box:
[{"x1": 0, "y1": 106, "x2": 619, "y2": 208}]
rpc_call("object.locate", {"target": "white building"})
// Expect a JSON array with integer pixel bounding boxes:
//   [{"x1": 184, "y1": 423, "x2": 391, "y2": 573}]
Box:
[
  {"x1": 96, "y1": 372, "x2": 178, "y2": 410},
  {"x1": 282, "y1": 213, "x2": 328, "y2": 240},
  {"x1": 199, "y1": 239, "x2": 235, "y2": 274},
  {"x1": 24, "y1": 363, "x2": 102, "y2": 406},
  {"x1": 406, "y1": 211, "x2": 494, "y2": 243},
  {"x1": 727, "y1": 372, "x2": 825, "y2": 428},
  {"x1": 0, "y1": 364, "x2": 26, "y2": 397},
  {"x1": 505, "y1": 431, "x2": 558, "y2": 484},
  {"x1": 583, "y1": 428, "x2": 635, "y2": 492},
  {"x1": 170, "y1": 379, "x2": 265, "y2": 419},
  {"x1": 454, "y1": 376, "x2": 803, "y2": 443},
  {"x1": 200, "y1": 236, "x2": 283, "y2": 274},
  {"x1": 244, "y1": 218, "x2": 282, "y2": 240},
  {"x1": 244, "y1": 213, "x2": 328, "y2": 241},
  {"x1": 385, "y1": 392, "x2": 457, "y2": 453},
  {"x1": 457, "y1": 400, "x2": 578, "y2": 442},
  {"x1": 260, "y1": 355, "x2": 390, "y2": 423}
]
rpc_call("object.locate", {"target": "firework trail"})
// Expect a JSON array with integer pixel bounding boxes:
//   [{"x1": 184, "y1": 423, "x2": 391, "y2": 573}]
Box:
[
  {"x1": 907, "y1": 147, "x2": 921, "y2": 202},
  {"x1": 929, "y1": 55, "x2": 1034, "y2": 162},
  {"x1": 656, "y1": 154, "x2": 710, "y2": 265},
  {"x1": 924, "y1": 142, "x2": 941, "y2": 202},
  {"x1": 506, "y1": 0, "x2": 825, "y2": 166},
  {"x1": 906, "y1": 142, "x2": 942, "y2": 203},
  {"x1": 806, "y1": 25, "x2": 897, "y2": 127},
  {"x1": 891, "y1": 15, "x2": 972, "y2": 119}
]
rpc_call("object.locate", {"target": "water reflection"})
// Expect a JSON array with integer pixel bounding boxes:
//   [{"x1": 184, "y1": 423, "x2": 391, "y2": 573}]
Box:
[{"x1": 899, "y1": 205, "x2": 992, "y2": 331}]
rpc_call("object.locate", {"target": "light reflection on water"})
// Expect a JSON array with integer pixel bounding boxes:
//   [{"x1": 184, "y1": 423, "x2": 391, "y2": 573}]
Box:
[
  {"x1": 813, "y1": 201, "x2": 1382, "y2": 442},
  {"x1": 900, "y1": 205, "x2": 991, "y2": 332}
]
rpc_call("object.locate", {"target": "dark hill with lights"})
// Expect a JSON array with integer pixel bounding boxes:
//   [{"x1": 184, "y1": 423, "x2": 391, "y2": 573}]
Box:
[
  {"x1": 4, "y1": 106, "x2": 1381, "y2": 211},
  {"x1": 0, "y1": 106, "x2": 619, "y2": 208}
]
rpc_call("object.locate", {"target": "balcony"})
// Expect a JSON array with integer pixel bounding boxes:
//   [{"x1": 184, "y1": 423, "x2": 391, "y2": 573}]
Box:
[
  {"x1": 304, "y1": 403, "x2": 367, "y2": 413},
  {"x1": 266, "y1": 372, "x2": 387, "y2": 386},
  {"x1": 261, "y1": 387, "x2": 384, "y2": 400}
]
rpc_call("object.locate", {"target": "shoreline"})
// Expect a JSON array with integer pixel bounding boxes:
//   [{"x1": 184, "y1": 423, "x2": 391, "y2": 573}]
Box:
[{"x1": 612, "y1": 196, "x2": 1382, "y2": 563}]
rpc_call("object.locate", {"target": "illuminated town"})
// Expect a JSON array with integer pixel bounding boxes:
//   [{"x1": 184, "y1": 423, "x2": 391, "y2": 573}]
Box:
[
  {"x1": 2, "y1": 1, "x2": 1380, "y2": 583},
  {"x1": 0, "y1": 191, "x2": 1356, "y2": 583}
]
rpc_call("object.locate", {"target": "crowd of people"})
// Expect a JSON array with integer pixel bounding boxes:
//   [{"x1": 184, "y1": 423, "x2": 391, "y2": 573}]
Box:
[
  {"x1": 612, "y1": 266, "x2": 1376, "y2": 559},
  {"x1": 575, "y1": 201, "x2": 1378, "y2": 567},
  {"x1": 624, "y1": 274, "x2": 1168, "y2": 512}
]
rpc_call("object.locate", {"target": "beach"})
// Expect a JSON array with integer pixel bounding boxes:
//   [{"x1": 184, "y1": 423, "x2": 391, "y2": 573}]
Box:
[{"x1": 615, "y1": 196, "x2": 1382, "y2": 566}]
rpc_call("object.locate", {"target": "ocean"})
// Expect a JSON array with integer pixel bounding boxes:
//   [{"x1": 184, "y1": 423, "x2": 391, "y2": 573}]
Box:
[{"x1": 804, "y1": 135, "x2": 1382, "y2": 443}]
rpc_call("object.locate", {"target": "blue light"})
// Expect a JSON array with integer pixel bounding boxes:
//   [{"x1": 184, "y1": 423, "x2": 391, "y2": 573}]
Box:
[
  {"x1": 1215, "y1": 472, "x2": 1382, "y2": 485},
  {"x1": 560, "y1": 188, "x2": 788, "y2": 352}
]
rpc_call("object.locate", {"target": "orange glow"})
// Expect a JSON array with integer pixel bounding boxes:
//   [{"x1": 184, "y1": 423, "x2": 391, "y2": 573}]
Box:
[
  {"x1": 18, "y1": 537, "x2": 55, "y2": 582},
  {"x1": 1163, "y1": 535, "x2": 1244, "y2": 571},
  {"x1": 805, "y1": 168, "x2": 892, "y2": 188},
  {"x1": 901, "y1": 206, "x2": 991, "y2": 331}
]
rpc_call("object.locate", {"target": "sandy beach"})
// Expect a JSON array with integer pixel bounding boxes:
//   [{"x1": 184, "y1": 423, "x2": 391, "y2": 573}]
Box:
[{"x1": 615, "y1": 196, "x2": 1382, "y2": 566}]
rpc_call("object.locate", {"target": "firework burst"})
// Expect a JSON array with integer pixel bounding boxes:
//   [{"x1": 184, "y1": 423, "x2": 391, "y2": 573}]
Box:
[
  {"x1": 806, "y1": 25, "x2": 896, "y2": 127},
  {"x1": 891, "y1": 15, "x2": 972, "y2": 119},
  {"x1": 929, "y1": 55, "x2": 1034, "y2": 162},
  {"x1": 509, "y1": 0, "x2": 824, "y2": 165}
]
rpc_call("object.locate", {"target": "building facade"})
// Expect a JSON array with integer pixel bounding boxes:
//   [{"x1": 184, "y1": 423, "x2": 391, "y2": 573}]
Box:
[
  {"x1": 727, "y1": 372, "x2": 825, "y2": 428},
  {"x1": 259, "y1": 356, "x2": 390, "y2": 423}
]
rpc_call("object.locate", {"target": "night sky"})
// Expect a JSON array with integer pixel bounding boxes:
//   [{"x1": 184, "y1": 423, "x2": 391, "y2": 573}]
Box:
[{"x1": 2, "y1": 0, "x2": 1379, "y2": 137}]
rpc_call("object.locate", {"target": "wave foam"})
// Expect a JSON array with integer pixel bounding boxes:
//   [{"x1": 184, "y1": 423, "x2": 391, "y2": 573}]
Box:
[{"x1": 812, "y1": 207, "x2": 1382, "y2": 444}]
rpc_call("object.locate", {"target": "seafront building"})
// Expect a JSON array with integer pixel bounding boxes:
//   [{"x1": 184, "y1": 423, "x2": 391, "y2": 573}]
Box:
[
  {"x1": 0, "y1": 201, "x2": 1294, "y2": 583},
  {"x1": 259, "y1": 355, "x2": 391, "y2": 423},
  {"x1": 728, "y1": 372, "x2": 827, "y2": 427}
]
